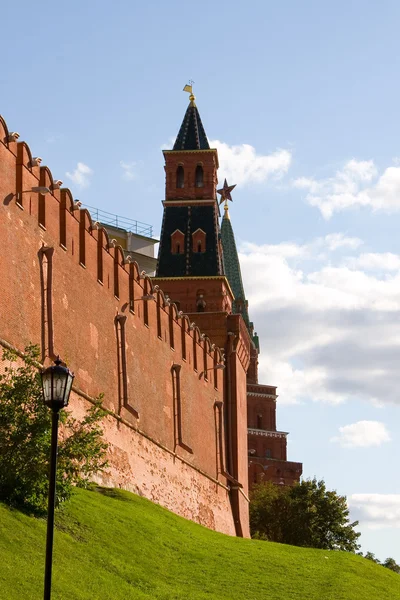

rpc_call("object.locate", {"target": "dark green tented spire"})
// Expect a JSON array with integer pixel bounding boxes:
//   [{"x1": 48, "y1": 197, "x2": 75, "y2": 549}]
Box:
[
  {"x1": 172, "y1": 97, "x2": 210, "y2": 151},
  {"x1": 221, "y1": 204, "x2": 250, "y2": 328}
]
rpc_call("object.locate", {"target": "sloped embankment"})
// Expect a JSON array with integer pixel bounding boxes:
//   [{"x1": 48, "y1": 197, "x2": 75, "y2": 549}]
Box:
[{"x1": 0, "y1": 487, "x2": 399, "y2": 600}]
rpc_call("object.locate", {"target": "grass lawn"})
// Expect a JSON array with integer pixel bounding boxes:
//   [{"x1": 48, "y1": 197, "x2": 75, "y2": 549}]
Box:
[{"x1": 0, "y1": 486, "x2": 399, "y2": 599}]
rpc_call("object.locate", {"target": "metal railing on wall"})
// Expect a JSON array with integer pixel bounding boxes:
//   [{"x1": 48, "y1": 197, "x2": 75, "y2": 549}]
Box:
[{"x1": 82, "y1": 204, "x2": 153, "y2": 238}]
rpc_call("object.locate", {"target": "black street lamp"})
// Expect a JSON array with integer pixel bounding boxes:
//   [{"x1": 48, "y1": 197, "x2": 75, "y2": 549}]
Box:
[{"x1": 41, "y1": 357, "x2": 74, "y2": 600}]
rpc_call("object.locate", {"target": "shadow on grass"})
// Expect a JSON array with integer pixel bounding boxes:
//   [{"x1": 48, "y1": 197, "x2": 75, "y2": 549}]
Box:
[
  {"x1": 93, "y1": 486, "x2": 135, "y2": 503},
  {"x1": 55, "y1": 517, "x2": 90, "y2": 542}
]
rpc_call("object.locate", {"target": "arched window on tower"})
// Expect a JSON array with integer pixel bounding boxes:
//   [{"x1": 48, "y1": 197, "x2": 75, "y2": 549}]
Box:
[
  {"x1": 195, "y1": 165, "x2": 204, "y2": 188},
  {"x1": 196, "y1": 290, "x2": 206, "y2": 312},
  {"x1": 176, "y1": 165, "x2": 184, "y2": 188}
]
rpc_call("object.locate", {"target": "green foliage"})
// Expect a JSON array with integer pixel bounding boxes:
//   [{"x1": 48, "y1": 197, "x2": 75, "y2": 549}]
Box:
[
  {"x1": 1, "y1": 487, "x2": 400, "y2": 600},
  {"x1": 250, "y1": 478, "x2": 361, "y2": 552},
  {"x1": 362, "y1": 553, "x2": 400, "y2": 574},
  {"x1": 383, "y1": 557, "x2": 400, "y2": 574},
  {"x1": 364, "y1": 551, "x2": 380, "y2": 564},
  {"x1": 0, "y1": 345, "x2": 108, "y2": 514}
]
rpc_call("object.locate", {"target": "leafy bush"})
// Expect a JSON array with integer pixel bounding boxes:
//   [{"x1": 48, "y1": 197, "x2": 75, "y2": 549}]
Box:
[{"x1": 0, "y1": 345, "x2": 108, "y2": 514}]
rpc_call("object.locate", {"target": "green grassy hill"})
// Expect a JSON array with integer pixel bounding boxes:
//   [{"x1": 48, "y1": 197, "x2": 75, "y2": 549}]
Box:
[{"x1": 0, "y1": 487, "x2": 399, "y2": 600}]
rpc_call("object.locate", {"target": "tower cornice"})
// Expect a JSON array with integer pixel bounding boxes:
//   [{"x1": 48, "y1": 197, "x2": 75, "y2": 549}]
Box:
[
  {"x1": 152, "y1": 275, "x2": 235, "y2": 302},
  {"x1": 162, "y1": 199, "x2": 216, "y2": 206},
  {"x1": 163, "y1": 148, "x2": 219, "y2": 168},
  {"x1": 163, "y1": 149, "x2": 218, "y2": 154}
]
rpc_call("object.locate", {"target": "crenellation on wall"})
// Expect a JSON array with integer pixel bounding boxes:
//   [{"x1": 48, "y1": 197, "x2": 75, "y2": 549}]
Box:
[
  {"x1": 16, "y1": 144, "x2": 35, "y2": 209},
  {"x1": 3, "y1": 125, "x2": 224, "y2": 379},
  {"x1": 17, "y1": 140, "x2": 34, "y2": 170},
  {"x1": 39, "y1": 164, "x2": 55, "y2": 189},
  {"x1": 0, "y1": 115, "x2": 10, "y2": 145}
]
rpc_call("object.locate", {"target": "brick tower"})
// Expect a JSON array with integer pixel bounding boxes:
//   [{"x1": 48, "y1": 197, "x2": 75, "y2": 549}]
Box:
[
  {"x1": 220, "y1": 194, "x2": 303, "y2": 489},
  {"x1": 154, "y1": 91, "x2": 251, "y2": 537},
  {"x1": 155, "y1": 91, "x2": 236, "y2": 318}
]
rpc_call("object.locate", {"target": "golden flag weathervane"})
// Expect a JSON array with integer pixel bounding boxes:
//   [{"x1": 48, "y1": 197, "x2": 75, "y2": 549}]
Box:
[{"x1": 183, "y1": 80, "x2": 196, "y2": 105}]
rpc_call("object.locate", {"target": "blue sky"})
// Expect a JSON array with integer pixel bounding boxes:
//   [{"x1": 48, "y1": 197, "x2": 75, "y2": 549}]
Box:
[{"x1": 2, "y1": 0, "x2": 400, "y2": 562}]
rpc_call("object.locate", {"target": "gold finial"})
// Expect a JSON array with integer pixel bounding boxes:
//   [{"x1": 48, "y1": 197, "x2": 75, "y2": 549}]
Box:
[
  {"x1": 183, "y1": 81, "x2": 196, "y2": 106},
  {"x1": 224, "y1": 200, "x2": 230, "y2": 219}
]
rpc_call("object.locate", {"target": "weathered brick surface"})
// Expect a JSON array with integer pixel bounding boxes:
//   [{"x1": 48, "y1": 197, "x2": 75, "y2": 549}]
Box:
[
  {"x1": 0, "y1": 116, "x2": 238, "y2": 536},
  {"x1": 153, "y1": 277, "x2": 233, "y2": 316},
  {"x1": 70, "y1": 392, "x2": 235, "y2": 533}
]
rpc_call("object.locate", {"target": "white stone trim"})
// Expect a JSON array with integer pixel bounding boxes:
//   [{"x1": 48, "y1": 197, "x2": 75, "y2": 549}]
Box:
[
  {"x1": 248, "y1": 428, "x2": 288, "y2": 439},
  {"x1": 247, "y1": 392, "x2": 277, "y2": 400}
]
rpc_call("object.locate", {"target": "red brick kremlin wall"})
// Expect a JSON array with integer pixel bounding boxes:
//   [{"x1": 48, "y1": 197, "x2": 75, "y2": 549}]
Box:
[{"x1": 0, "y1": 116, "x2": 238, "y2": 536}]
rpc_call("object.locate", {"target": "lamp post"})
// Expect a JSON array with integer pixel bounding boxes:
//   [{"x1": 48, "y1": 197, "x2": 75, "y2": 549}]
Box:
[
  {"x1": 15, "y1": 186, "x2": 51, "y2": 203},
  {"x1": 41, "y1": 357, "x2": 74, "y2": 600},
  {"x1": 198, "y1": 364, "x2": 225, "y2": 379}
]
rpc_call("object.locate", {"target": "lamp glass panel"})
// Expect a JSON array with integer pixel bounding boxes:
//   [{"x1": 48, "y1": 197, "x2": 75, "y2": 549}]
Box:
[
  {"x1": 42, "y1": 373, "x2": 52, "y2": 402},
  {"x1": 64, "y1": 373, "x2": 74, "y2": 405},
  {"x1": 54, "y1": 372, "x2": 66, "y2": 401}
]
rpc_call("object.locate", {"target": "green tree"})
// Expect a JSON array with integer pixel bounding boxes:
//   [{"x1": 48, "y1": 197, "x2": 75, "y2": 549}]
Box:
[
  {"x1": 0, "y1": 345, "x2": 109, "y2": 514},
  {"x1": 250, "y1": 479, "x2": 361, "y2": 552},
  {"x1": 249, "y1": 480, "x2": 292, "y2": 543},
  {"x1": 382, "y1": 558, "x2": 400, "y2": 574},
  {"x1": 364, "y1": 551, "x2": 380, "y2": 564},
  {"x1": 362, "y1": 553, "x2": 400, "y2": 573}
]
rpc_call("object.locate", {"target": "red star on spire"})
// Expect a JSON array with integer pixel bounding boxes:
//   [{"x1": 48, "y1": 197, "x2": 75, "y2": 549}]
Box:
[{"x1": 217, "y1": 179, "x2": 236, "y2": 205}]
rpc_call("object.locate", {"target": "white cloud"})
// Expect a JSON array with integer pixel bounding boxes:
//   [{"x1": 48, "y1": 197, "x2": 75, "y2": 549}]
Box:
[
  {"x1": 65, "y1": 162, "x2": 93, "y2": 189},
  {"x1": 324, "y1": 233, "x2": 363, "y2": 251},
  {"x1": 240, "y1": 241, "x2": 306, "y2": 259},
  {"x1": 209, "y1": 139, "x2": 291, "y2": 186},
  {"x1": 120, "y1": 161, "x2": 137, "y2": 181},
  {"x1": 239, "y1": 234, "x2": 400, "y2": 405},
  {"x1": 346, "y1": 252, "x2": 400, "y2": 271},
  {"x1": 331, "y1": 421, "x2": 391, "y2": 447},
  {"x1": 257, "y1": 355, "x2": 338, "y2": 405},
  {"x1": 294, "y1": 158, "x2": 400, "y2": 219},
  {"x1": 240, "y1": 233, "x2": 362, "y2": 262},
  {"x1": 349, "y1": 494, "x2": 400, "y2": 529}
]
